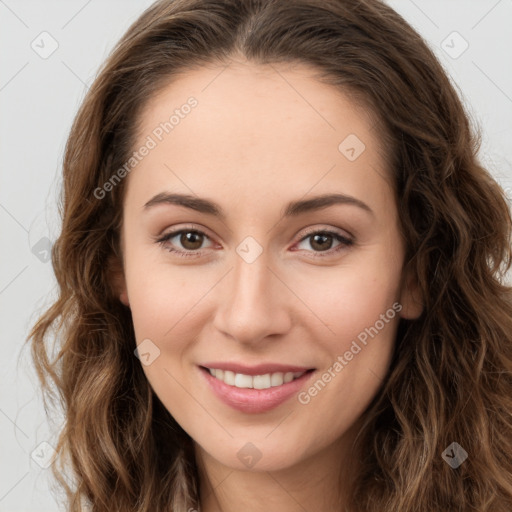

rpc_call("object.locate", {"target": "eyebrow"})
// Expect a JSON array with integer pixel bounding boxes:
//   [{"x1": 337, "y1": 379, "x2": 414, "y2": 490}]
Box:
[{"x1": 143, "y1": 192, "x2": 374, "y2": 219}]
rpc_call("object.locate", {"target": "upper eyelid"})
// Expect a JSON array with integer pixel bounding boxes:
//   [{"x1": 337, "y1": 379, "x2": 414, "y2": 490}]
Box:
[
  {"x1": 157, "y1": 223, "x2": 212, "y2": 240},
  {"x1": 299, "y1": 225, "x2": 353, "y2": 240}
]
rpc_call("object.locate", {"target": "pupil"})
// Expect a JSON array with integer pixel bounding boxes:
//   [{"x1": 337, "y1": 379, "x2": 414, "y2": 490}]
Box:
[
  {"x1": 311, "y1": 234, "x2": 332, "y2": 251},
  {"x1": 182, "y1": 231, "x2": 202, "y2": 250}
]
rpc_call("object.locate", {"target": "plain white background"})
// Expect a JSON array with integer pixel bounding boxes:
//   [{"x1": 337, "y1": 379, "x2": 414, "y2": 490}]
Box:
[{"x1": 1, "y1": 1, "x2": 511, "y2": 510}]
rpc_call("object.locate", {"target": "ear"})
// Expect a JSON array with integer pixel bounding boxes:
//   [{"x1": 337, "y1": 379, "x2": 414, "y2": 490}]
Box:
[
  {"x1": 398, "y1": 263, "x2": 423, "y2": 320},
  {"x1": 107, "y1": 253, "x2": 130, "y2": 307}
]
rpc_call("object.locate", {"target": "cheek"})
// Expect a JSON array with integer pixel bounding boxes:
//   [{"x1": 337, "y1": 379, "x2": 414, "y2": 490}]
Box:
[
  {"x1": 290, "y1": 276, "x2": 400, "y2": 450},
  {"x1": 125, "y1": 263, "x2": 211, "y2": 417},
  {"x1": 127, "y1": 267, "x2": 210, "y2": 343},
  {"x1": 291, "y1": 254, "x2": 402, "y2": 347},
  {"x1": 126, "y1": 235, "x2": 403, "y2": 354}
]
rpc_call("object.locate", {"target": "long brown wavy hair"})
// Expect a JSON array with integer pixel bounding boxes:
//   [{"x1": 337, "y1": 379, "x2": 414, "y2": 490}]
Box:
[{"x1": 27, "y1": 0, "x2": 512, "y2": 510}]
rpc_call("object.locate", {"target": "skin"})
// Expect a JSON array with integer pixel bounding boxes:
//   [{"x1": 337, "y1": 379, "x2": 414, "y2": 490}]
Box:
[{"x1": 114, "y1": 58, "x2": 423, "y2": 512}]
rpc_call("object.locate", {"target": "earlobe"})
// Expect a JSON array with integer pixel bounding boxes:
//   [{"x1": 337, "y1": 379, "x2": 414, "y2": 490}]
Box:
[
  {"x1": 398, "y1": 266, "x2": 424, "y2": 320},
  {"x1": 119, "y1": 289, "x2": 130, "y2": 307},
  {"x1": 107, "y1": 253, "x2": 130, "y2": 307}
]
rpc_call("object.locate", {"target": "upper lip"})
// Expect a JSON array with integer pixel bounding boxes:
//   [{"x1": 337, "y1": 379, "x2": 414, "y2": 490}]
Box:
[{"x1": 200, "y1": 362, "x2": 315, "y2": 376}]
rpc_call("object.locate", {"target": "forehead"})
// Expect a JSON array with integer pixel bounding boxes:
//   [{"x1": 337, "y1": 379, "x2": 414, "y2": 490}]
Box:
[{"x1": 125, "y1": 60, "x2": 393, "y2": 217}]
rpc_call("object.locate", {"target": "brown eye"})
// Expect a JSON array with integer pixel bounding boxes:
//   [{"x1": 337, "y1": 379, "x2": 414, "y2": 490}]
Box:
[
  {"x1": 156, "y1": 227, "x2": 213, "y2": 257},
  {"x1": 295, "y1": 229, "x2": 354, "y2": 256},
  {"x1": 309, "y1": 233, "x2": 335, "y2": 251},
  {"x1": 179, "y1": 231, "x2": 204, "y2": 250}
]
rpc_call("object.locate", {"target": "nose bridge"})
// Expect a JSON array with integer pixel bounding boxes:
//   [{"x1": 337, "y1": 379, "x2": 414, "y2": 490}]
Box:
[
  {"x1": 232, "y1": 247, "x2": 271, "y2": 304},
  {"x1": 213, "y1": 244, "x2": 291, "y2": 343},
  {"x1": 230, "y1": 247, "x2": 275, "y2": 319}
]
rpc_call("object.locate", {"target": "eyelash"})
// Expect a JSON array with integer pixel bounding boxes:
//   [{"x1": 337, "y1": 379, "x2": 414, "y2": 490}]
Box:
[{"x1": 155, "y1": 225, "x2": 354, "y2": 259}]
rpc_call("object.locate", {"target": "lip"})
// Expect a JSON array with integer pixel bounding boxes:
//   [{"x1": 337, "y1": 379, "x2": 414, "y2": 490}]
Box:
[
  {"x1": 200, "y1": 361, "x2": 314, "y2": 376},
  {"x1": 198, "y1": 365, "x2": 316, "y2": 414}
]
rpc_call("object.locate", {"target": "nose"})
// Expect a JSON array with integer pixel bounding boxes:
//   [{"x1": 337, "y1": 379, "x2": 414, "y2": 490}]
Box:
[{"x1": 212, "y1": 249, "x2": 292, "y2": 346}]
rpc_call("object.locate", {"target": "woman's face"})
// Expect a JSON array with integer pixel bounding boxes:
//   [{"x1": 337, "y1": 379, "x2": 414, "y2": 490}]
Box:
[{"x1": 116, "y1": 59, "x2": 422, "y2": 473}]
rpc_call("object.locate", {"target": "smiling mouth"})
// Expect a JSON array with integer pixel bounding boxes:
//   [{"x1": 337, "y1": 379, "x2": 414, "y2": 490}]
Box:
[{"x1": 201, "y1": 366, "x2": 315, "y2": 390}]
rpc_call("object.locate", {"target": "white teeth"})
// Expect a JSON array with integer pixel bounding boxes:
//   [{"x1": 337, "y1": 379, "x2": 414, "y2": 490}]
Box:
[
  {"x1": 223, "y1": 370, "x2": 236, "y2": 385},
  {"x1": 270, "y1": 373, "x2": 283, "y2": 386},
  {"x1": 207, "y1": 368, "x2": 306, "y2": 389},
  {"x1": 234, "y1": 373, "x2": 253, "y2": 388},
  {"x1": 253, "y1": 374, "x2": 271, "y2": 389}
]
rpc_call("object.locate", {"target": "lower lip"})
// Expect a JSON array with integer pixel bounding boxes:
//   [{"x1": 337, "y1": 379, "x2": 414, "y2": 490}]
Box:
[{"x1": 199, "y1": 366, "x2": 316, "y2": 414}]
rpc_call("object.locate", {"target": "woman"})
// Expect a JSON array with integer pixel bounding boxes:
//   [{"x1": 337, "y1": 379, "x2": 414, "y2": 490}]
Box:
[{"x1": 28, "y1": 0, "x2": 512, "y2": 510}]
